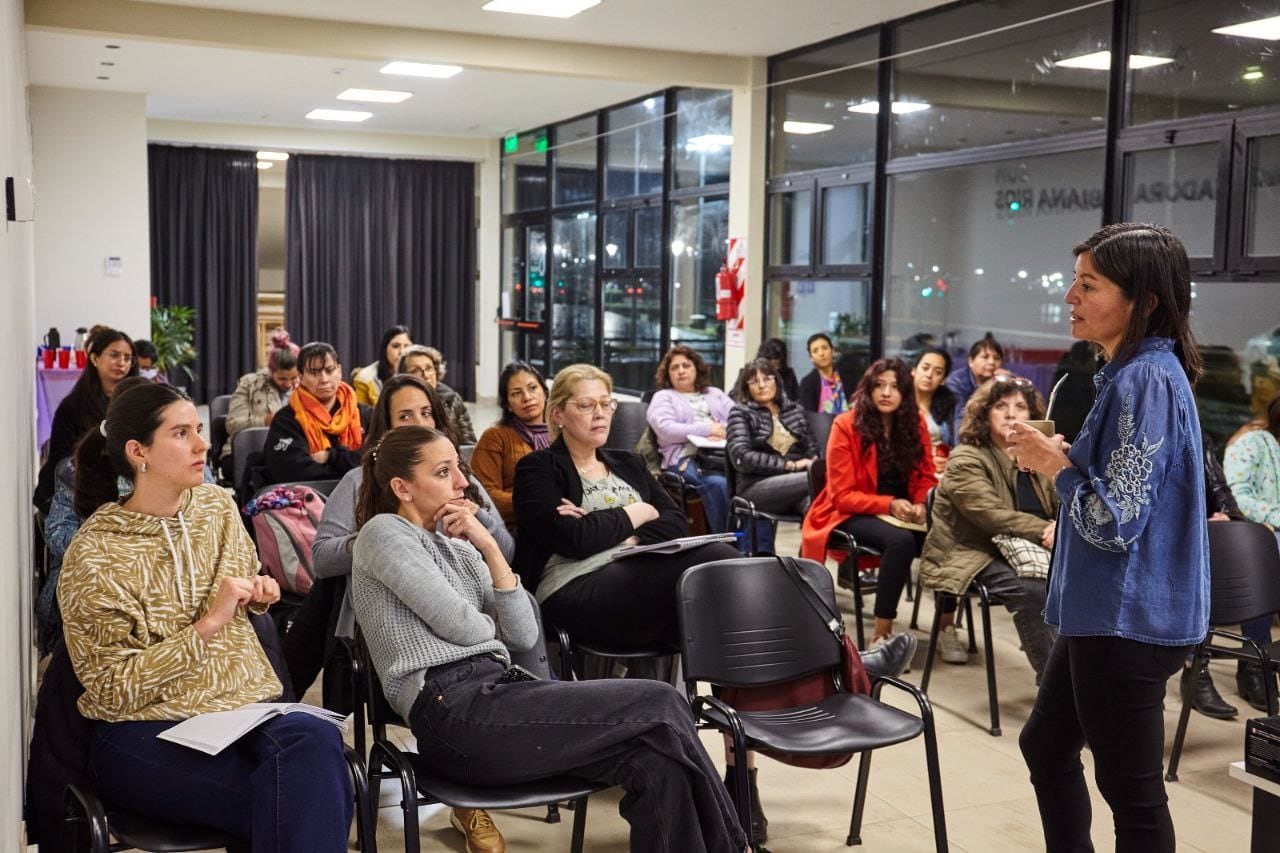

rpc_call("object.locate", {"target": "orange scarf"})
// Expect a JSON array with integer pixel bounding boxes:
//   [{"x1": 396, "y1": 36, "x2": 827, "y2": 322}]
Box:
[{"x1": 290, "y1": 382, "x2": 363, "y2": 454}]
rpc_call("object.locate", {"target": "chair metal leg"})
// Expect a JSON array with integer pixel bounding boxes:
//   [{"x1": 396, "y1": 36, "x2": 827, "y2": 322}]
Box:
[
  {"x1": 850, "y1": 562, "x2": 866, "y2": 649},
  {"x1": 905, "y1": 567, "x2": 914, "y2": 602},
  {"x1": 569, "y1": 795, "x2": 590, "y2": 853},
  {"x1": 343, "y1": 746, "x2": 374, "y2": 852},
  {"x1": 922, "y1": 715, "x2": 949, "y2": 853},
  {"x1": 1165, "y1": 643, "x2": 1205, "y2": 782},
  {"x1": 846, "y1": 750, "x2": 874, "y2": 846},
  {"x1": 909, "y1": 576, "x2": 923, "y2": 630},
  {"x1": 64, "y1": 785, "x2": 112, "y2": 853},
  {"x1": 976, "y1": 589, "x2": 1001, "y2": 737},
  {"x1": 545, "y1": 803, "x2": 561, "y2": 823},
  {"x1": 963, "y1": 597, "x2": 977, "y2": 653},
  {"x1": 920, "y1": 594, "x2": 944, "y2": 693}
]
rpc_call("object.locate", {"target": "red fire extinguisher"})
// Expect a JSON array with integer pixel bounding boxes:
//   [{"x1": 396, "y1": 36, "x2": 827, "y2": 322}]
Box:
[{"x1": 716, "y1": 260, "x2": 741, "y2": 321}]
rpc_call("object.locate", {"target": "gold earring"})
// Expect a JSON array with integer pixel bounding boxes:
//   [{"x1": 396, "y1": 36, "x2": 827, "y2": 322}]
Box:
[{"x1": 140, "y1": 461, "x2": 148, "y2": 474}]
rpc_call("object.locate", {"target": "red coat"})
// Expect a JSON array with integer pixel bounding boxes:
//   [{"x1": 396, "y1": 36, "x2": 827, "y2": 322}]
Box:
[{"x1": 801, "y1": 410, "x2": 938, "y2": 562}]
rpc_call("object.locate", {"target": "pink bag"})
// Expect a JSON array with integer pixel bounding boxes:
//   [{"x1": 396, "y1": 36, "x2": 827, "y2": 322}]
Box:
[{"x1": 250, "y1": 486, "x2": 325, "y2": 595}]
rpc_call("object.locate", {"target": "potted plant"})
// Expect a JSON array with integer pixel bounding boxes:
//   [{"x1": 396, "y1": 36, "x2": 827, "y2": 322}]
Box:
[{"x1": 150, "y1": 304, "x2": 198, "y2": 390}]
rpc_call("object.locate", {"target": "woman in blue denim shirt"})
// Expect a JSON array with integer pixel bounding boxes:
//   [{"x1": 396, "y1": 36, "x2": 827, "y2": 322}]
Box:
[{"x1": 1007, "y1": 223, "x2": 1208, "y2": 853}]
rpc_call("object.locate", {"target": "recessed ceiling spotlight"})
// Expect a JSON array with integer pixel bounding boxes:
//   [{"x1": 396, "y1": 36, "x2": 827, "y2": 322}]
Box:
[
  {"x1": 257, "y1": 151, "x2": 289, "y2": 161},
  {"x1": 1212, "y1": 14, "x2": 1280, "y2": 41},
  {"x1": 256, "y1": 161, "x2": 274, "y2": 170},
  {"x1": 305, "y1": 108, "x2": 373, "y2": 122},
  {"x1": 105, "y1": 44, "x2": 120, "y2": 49},
  {"x1": 100, "y1": 61, "x2": 114, "y2": 66},
  {"x1": 1055, "y1": 50, "x2": 1173, "y2": 70},
  {"x1": 379, "y1": 61, "x2": 463, "y2": 79},
  {"x1": 96, "y1": 76, "x2": 109, "y2": 81},
  {"x1": 847, "y1": 100, "x2": 931, "y2": 114},
  {"x1": 783, "y1": 120, "x2": 834, "y2": 135},
  {"x1": 482, "y1": 0, "x2": 601, "y2": 18},
  {"x1": 337, "y1": 88, "x2": 413, "y2": 103}
]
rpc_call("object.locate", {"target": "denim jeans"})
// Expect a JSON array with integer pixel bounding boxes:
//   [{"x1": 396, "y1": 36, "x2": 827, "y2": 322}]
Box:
[
  {"x1": 89, "y1": 713, "x2": 352, "y2": 853},
  {"x1": 408, "y1": 657, "x2": 747, "y2": 853},
  {"x1": 737, "y1": 472, "x2": 811, "y2": 555},
  {"x1": 1020, "y1": 635, "x2": 1190, "y2": 853},
  {"x1": 938, "y1": 559, "x2": 1057, "y2": 679},
  {"x1": 669, "y1": 459, "x2": 730, "y2": 534}
]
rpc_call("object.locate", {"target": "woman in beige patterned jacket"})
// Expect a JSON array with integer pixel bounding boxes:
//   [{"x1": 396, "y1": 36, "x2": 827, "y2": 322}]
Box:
[
  {"x1": 58, "y1": 382, "x2": 352, "y2": 851},
  {"x1": 222, "y1": 329, "x2": 300, "y2": 461}
]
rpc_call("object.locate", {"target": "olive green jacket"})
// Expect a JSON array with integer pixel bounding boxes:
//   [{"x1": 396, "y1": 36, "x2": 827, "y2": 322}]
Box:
[{"x1": 919, "y1": 444, "x2": 1058, "y2": 595}]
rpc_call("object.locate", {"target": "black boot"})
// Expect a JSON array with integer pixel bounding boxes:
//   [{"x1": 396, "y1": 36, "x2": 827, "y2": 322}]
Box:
[
  {"x1": 1185, "y1": 662, "x2": 1236, "y2": 719},
  {"x1": 1236, "y1": 661, "x2": 1276, "y2": 712},
  {"x1": 724, "y1": 767, "x2": 768, "y2": 845}
]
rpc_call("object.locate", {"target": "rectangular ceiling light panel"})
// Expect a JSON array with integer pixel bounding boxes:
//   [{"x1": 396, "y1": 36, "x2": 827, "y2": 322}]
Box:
[
  {"x1": 305, "y1": 108, "x2": 373, "y2": 122},
  {"x1": 379, "y1": 61, "x2": 463, "y2": 78},
  {"x1": 482, "y1": 0, "x2": 601, "y2": 18}
]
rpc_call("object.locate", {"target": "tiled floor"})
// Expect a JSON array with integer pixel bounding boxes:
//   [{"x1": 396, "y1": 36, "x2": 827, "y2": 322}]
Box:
[{"x1": 336, "y1": 478, "x2": 1261, "y2": 852}]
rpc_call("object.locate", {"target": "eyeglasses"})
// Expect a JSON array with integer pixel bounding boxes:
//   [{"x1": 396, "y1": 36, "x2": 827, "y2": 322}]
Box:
[
  {"x1": 102, "y1": 350, "x2": 134, "y2": 363},
  {"x1": 304, "y1": 364, "x2": 341, "y2": 378},
  {"x1": 569, "y1": 397, "x2": 618, "y2": 414},
  {"x1": 747, "y1": 375, "x2": 777, "y2": 387},
  {"x1": 991, "y1": 375, "x2": 1034, "y2": 389}
]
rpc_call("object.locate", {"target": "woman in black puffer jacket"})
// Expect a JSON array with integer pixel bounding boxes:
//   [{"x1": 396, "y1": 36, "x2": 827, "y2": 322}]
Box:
[{"x1": 726, "y1": 358, "x2": 818, "y2": 519}]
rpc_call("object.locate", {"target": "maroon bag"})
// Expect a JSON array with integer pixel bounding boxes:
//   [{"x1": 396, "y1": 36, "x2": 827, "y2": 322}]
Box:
[{"x1": 718, "y1": 556, "x2": 871, "y2": 769}]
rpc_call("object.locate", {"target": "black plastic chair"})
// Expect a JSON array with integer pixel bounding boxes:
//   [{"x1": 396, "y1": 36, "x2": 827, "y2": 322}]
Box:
[
  {"x1": 349, "y1": 599, "x2": 604, "y2": 853},
  {"x1": 807, "y1": 457, "x2": 881, "y2": 648},
  {"x1": 63, "y1": 747, "x2": 372, "y2": 853},
  {"x1": 803, "y1": 410, "x2": 836, "y2": 457},
  {"x1": 677, "y1": 556, "x2": 947, "y2": 852},
  {"x1": 1167, "y1": 520, "x2": 1280, "y2": 782},
  {"x1": 606, "y1": 400, "x2": 650, "y2": 452},
  {"x1": 208, "y1": 393, "x2": 232, "y2": 462},
  {"x1": 546, "y1": 618, "x2": 679, "y2": 684},
  {"x1": 726, "y1": 448, "x2": 802, "y2": 557},
  {"x1": 230, "y1": 426, "x2": 270, "y2": 497}
]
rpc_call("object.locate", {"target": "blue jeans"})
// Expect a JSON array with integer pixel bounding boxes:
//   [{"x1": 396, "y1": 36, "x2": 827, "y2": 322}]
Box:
[
  {"x1": 669, "y1": 459, "x2": 730, "y2": 534},
  {"x1": 89, "y1": 713, "x2": 352, "y2": 853}
]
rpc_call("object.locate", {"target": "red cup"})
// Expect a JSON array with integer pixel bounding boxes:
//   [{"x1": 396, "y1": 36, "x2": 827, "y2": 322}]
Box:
[
  {"x1": 42, "y1": 348, "x2": 55, "y2": 369},
  {"x1": 75, "y1": 350, "x2": 87, "y2": 369},
  {"x1": 57, "y1": 347, "x2": 70, "y2": 369}
]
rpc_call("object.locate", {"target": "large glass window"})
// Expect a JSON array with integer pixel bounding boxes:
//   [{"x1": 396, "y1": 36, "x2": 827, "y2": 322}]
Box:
[
  {"x1": 891, "y1": 0, "x2": 1112, "y2": 158},
  {"x1": 821, "y1": 183, "x2": 869, "y2": 265},
  {"x1": 603, "y1": 275, "x2": 662, "y2": 392},
  {"x1": 670, "y1": 196, "x2": 729, "y2": 386},
  {"x1": 1130, "y1": 0, "x2": 1280, "y2": 126},
  {"x1": 770, "y1": 33, "x2": 880, "y2": 175},
  {"x1": 606, "y1": 97, "x2": 665, "y2": 199},
  {"x1": 602, "y1": 210, "x2": 628, "y2": 270},
  {"x1": 1122, "y1": 141, "x2": 1222, "y2": 261},
  {"x1": 501, "y1": 130, "x2": 547, "y2": 214},
  {"x1": 1243, "y1": 133, "x2": 1280, "y2": 258},
  {"x1": 769, "y1": 190, "x2": 813, "y2": 267},
  {"x1": 1189, "y1": 278, "x2": 1280, "y2": 449},
  {"x1": 524, "y1": 226, "x2": 547, "y2": 323},
  {"x1": 675, "y1": 88, "x2": 732, "y2": 189},
  {"x1": 885, "y1": 149, "x2": 1105, "y2": 397},
  {"x1": 634, "y1": 205, "x2": 662, "y2": 268},
  {"x1": 550, "y1": 212, "x2": 597, "y2": 370},
  {"x1": 553, "y1": 117, "x2": 598, "y2": 206},
  {"x1": 765, "y1": 280, "x2": 873, "y2": 385}
]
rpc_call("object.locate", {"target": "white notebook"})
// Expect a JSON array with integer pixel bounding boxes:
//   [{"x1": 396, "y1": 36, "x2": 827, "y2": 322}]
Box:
[
  {"x1": 158, "y1": 703, "x2": 347, "y2": 756},
  {"x1": 613, "y1": 532, "x2": 738, "y2": 559},
  {"x1": 686, "y1": 435, "x2": 726, "y2": 450}
]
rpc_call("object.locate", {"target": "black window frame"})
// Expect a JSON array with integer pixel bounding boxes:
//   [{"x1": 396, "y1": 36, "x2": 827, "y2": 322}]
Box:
[{"x1": 1229, "y1": 114, "x2": 1280, "y2": 277}]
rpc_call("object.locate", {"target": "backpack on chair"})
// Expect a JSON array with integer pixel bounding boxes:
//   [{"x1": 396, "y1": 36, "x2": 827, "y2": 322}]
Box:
[{"x1": 243, "y1": 485, "x2": 326, "y2": 596}]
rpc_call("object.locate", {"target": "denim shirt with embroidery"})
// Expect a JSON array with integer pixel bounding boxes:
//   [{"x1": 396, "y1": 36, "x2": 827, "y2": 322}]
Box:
[{"x1": 1045, "y1": 338, "x2": 1209, "y2": 646}]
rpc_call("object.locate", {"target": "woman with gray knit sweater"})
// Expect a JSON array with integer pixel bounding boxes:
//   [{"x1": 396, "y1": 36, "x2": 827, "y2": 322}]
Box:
[{"x1": 350, "y1": 426, "x2": 747, "y2": 853}]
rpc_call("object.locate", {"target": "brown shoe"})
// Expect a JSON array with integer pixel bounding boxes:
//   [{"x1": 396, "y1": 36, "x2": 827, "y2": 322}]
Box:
[{"x1": 450, "y1": 807, "x2": 505, "y2": 853}]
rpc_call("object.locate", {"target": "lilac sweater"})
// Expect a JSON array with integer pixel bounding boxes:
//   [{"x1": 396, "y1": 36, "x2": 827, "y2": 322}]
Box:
[{"x1": 646, "y1": 387, "x2": 736, "y2": 468}]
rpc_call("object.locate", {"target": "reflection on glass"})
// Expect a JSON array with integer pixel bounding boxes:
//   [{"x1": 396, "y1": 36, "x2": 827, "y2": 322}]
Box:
[
  {"x1": 502, "y1": 226, "x2": 523, "y2": 320},
  {"x1": 603, "y1": 211, "x2": 628, "y2": 270},
  {"x1": 676, "y1": 88, "x2": 732, "y2": 189},
  {"x1": 554, "y1": 117, "x2": 598, "y2": 206},
  {"x1": 1188, "y1": 278, "x2": 1280, "y2": 449},
  {"x1": 670, "y1": 196, "x2": 729, "y2": 386},
  {"x1": 771, "y1": 33, "x2": 879, "y2": 175},
  {"x1": 502, "y1": 130, "x2": 547, "y2": 214},
  {"x1": 525, "y1": 226, "x2": 546, "y2": 322},
  {"x1": 603, "y1": 276, "x2": 662, "y2": 391},
  {"x1": 1131, "y1": 0, "x2": 1280, "y2": 125},
  {"x1": 606, "y1": 97, "x2": 665, "y2": 198},
  {"x1": 892, "y1": 0, "x2": 1111, "y2": 157},
  {"x1": 765, "y1": 280, "x2": 873, "y2": 385},
  {"x1": 885, "y1": 148, "x2": 1104, "y2": 398},
  {"x1": 550, "y1": 212, "x2": 596, "y2": 371},
  {"x1": 1246, "y1": 135, "x2": 1280, "y2": 258},
  {"x1": 1124, "y1": 143, "x2": 1219, "y2": 259},
  {"x1": 822, "y1": 184, "x2": 869, "y2": 265},
  {"x1": 769, "y1": 191, "x2": 812, "y2": 266},
  {"x1": 634, "y1": 206, "x2": 662, "y2": 268}
]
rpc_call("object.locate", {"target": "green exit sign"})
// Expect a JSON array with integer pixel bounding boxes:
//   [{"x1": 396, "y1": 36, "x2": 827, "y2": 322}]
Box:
[
  {"x1": 503, "y1": 135, "x2": 518, "y2": 154},
  {"x1": 534, "y1": 135, "x2": 549, "y2": 153}
]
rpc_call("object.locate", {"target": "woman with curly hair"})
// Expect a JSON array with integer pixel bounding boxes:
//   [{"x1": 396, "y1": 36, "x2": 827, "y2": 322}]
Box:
[{"x1": 801, "y1": 358, "x2": 937, "y2": 647}]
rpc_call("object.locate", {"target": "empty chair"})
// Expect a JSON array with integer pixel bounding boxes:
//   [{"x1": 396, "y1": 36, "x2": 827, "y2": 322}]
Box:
[
  {"x1": 605, "y1": 400, "x2": 649, "y2": 452},
  {"x1": 231, "y1": 425, "x2": 270, "y2": 497}
]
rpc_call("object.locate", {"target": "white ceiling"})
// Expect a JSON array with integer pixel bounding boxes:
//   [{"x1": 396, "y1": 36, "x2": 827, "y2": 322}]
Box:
[{"x1": 129, "y1": 0, "x2": 946, "y2": 56}]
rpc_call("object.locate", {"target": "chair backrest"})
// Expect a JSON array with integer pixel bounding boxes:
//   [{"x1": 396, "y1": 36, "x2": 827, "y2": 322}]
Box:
[
  {"x1": 678, "y1": 556, "x2": 842, "y2": 687},
  {"x1": 209, "y1": 393, "x2": 233, "y2": 422},
  {"x1": 925, "y1": 487, "x2": 936, "y2": 532},
  {"x1": 607, "y1": 401, "x2": 650, "y2": 452},
  {"x1": 803, "y1": 411, "x2": 836, "y2": 457},
  {"x1": 209, "y1": 393, "x2": 232, "y2": 461},
  {"x1": 232, "y1": 426, "x2": 270, "y2": 492},
  {"x1": 459, "y1": 444, "x2": 476, "y2": 465},
  {"x1": 1208, "y1": 520, "x2": 1280, "y2": 626},
  {"x1": 807, "y1": 456, "x2": 827, "y2": 503},
  {"x1": 254, "y1": 479, "x2": 340, "y2": 500}
]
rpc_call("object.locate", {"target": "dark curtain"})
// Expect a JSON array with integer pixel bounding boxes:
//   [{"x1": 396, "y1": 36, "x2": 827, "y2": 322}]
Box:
[
  {"x1": 285, "y1": 154, "x2": 477, "y2": 399},
  {"x1": 148, "y1": 144, "x2": 259, "y2": 403}
]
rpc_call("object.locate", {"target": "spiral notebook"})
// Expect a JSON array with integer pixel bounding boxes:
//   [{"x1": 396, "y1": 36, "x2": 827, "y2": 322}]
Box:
[{"x1": 158, "y1": 702, "x2": 347, "y2": 755}]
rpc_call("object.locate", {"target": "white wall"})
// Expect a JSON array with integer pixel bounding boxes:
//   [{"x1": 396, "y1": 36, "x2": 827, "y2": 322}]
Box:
[
  {"x1": 30, "y1": 87, "x2": 152, "y2": 342},
  {"x1": 2, "y1": 0, "x2": 36, "y2": 845}
]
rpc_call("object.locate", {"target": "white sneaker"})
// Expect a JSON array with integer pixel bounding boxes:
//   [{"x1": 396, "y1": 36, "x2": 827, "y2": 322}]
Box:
[{"x1": 937, "y1": 625, "x2": 968, "y2": 665}]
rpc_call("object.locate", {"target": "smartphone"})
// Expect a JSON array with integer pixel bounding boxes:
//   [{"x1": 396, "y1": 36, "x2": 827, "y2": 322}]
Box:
[
  {"x1": 495, "y1": 664, "x2": 540, "y2": 685},
  {"x1": 1023, "y1": 419, "x2": 1056, "y2": 437}
]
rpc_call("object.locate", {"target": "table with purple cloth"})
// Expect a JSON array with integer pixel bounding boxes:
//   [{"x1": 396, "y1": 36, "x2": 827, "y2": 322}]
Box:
[{"x1": 36, "y1": 367, "x2": 82, "y2": 450}]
